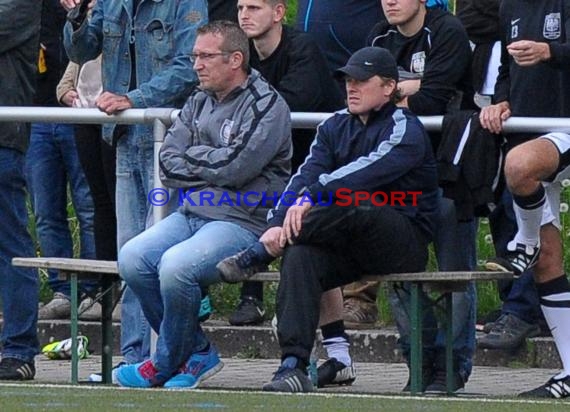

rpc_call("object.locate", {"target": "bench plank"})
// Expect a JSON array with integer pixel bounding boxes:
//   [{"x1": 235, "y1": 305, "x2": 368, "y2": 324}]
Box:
[
  {"x1": 12, "y1": 257, "x2": 118, "y2": 274},
  {"x1": 250, "y1": 270, "x2": 512, "y2": 282}
]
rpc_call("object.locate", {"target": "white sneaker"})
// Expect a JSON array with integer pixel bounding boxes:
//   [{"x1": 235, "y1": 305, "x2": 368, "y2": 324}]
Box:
[{"x1": 88, "y1": 361, "x2": 127, "y2": 384}]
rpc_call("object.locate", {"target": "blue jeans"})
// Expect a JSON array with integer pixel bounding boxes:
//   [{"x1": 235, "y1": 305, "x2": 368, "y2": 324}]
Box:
[
  {"x1": 115, "y1": 125, "x2": 155, "y2": 364},
  {"x1": 390, "y1": 194, "x2": 477, "y2": 381},
  {"x1": 0, "y1": 148, "x2": 39, "y2": 362},
  {"x1": 118, "y1": 211, "x2": 259, "y2": 377},
  {"x1": 25, "y1": 123, "x2": 96, "y2": 296}
]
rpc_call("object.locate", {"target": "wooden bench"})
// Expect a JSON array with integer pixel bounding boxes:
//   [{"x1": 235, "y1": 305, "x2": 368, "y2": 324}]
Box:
[
  {"x1": 251, "y1": 270, "x2": 513, "y2": 395},
  {"x1": 12, "y1": 257, "x2": 512, "y2": 394},
  {"x1": 12, "y1": 257, "x2": 119, "y2": 385}
]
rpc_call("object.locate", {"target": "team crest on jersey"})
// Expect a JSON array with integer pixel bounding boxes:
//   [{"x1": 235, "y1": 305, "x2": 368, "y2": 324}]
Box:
[
  {"x1": 219, "y1": 119, "x2": 234, "y2": 146},
  {"x1": 410, "y1": 51, "x2": 426, "y2": 74},
  {"x1": 544, "y1": 13, "x2": 561, "y2": 39}
]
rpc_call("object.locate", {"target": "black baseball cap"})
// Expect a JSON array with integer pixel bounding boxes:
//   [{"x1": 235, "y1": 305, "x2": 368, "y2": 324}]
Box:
[{"x1": 335, "y1": 47, "x2": 399, "y2": 82}]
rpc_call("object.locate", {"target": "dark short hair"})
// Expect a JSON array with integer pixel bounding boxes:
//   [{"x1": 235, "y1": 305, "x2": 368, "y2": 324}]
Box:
[{"x1": 196, "y1": 20, "x2": 250, "y2": 71}]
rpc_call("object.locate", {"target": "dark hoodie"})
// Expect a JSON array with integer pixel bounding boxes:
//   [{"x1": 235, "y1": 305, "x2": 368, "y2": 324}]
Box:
[
  {"x1": 368, "y1": 8, "x2": 475, "y2": 116},
  {"x1": 0, "y1": 0, "x2": 41, "y2": 152},
  {"x1": 35, "y1": 0, "x2": 68, "y2": 107}
]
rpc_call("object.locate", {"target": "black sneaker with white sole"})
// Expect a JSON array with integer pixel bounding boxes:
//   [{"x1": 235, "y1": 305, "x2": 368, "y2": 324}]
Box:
[
  {"x1": 519, "y1": 373, "x2": 570, "y2": 399},
  {"x1": 0, "y1": 358, "x2": 35, "y2": 380},
  {"x1": 263, "y1": 366, "x2": 314, "y2": 393},
  {"x1": 228, "y1": 296, "x2": 265, "y2": 326},
  {"x1": 485, "y1": 242, "x2": 540, "y2": 277},
  {"x1": 317, "y1": 358, "x2": 356, "y2": 388}
]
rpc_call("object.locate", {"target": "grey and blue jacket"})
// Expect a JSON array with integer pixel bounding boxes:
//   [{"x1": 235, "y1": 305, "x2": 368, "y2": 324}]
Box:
[{"x1": 159, "y1": 70, "x2": 292, "y2": 236}]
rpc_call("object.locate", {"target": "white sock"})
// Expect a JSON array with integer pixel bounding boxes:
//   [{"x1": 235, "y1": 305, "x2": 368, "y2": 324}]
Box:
[
  {"x1": 323, "y1": 337, "x2": 351, "y2": 367},
  {"x1": 539, "y1": 278, "x2": 570, "y2": 377},
  {"x1": 511, "y1": 186, "x2": 545, "y2": 248}
]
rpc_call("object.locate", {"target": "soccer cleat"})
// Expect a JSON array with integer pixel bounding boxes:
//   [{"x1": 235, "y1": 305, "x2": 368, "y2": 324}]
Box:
[
  {"x1": 0, "y1": 358, "x2": 35, "y2": 381},
  {"x1": 519, "y1": 373, "x2": 570, "y2": 399},
  {"x1": 317, "y1": 358, "x2": 356, "y2": 388},
  {"x1": 263, "y1": 365, "x2": 314, "y2": 393},
  {"x1": 164, "y1": 345, "x2": 224, "y2": 389},
  {"x1": 228, "y1": 296, "x2": 265, "y2": 326},
  {"x1": 216, "y1": 244, "x2": 272, "y2": 284},
  {"x1": 485, "y1": 242, "x2": 540, "y2": 277},
  {"x1": 115, "y1": 359, "x2": 164, "y2": 388}
]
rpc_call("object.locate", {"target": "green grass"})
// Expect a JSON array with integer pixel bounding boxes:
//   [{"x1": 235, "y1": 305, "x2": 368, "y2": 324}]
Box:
[{"x1": 1, "y1": 384, "x2": 569, "y2": 412}]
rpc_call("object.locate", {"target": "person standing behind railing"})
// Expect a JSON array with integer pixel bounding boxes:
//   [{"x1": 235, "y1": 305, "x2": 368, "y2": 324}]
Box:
[
  {"x1": 56, "y1": 55, "x2": 120, "y2": 322},
  {"x1": 0, "y1": 0, "x2": 41, "y2": 381},
  {"x1": 26, "y1": 0, "x2": 97, "y2": 323},
  {"x1": 60, "y1": 0, "x2": 208, "y2": 377}
]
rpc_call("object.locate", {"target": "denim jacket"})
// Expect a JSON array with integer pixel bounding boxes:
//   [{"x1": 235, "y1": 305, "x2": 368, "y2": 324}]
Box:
[{"x1": 63, "y1": 0, "x2": 207, "y2": 144}]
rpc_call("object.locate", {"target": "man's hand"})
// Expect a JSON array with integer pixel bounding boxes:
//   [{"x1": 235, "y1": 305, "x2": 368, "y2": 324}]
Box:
[
  {"x1": 259, "y1": 227, "x2": 284, "y2": 257},
  {"x1": 507, "y1": 40, "x2": 551, "y2": 66},
  {"x1": 280, "y1": 196, "x2": 313, "y2": 247},
  {"x1": 61, "y1": 90, "x2": 78, "y2": 107},
  {"x1": 60, "y1": 0, "x2": 96, "y2": 12},
  {"x1": 398, "y1": 79, "x2": 421, "y2": 97},
  {"x1": 479, "y1": 101, "x2": 511, "y2": 134},
  {"x1": 96, "y1": 92, "x2": 133, "y2": 115}
]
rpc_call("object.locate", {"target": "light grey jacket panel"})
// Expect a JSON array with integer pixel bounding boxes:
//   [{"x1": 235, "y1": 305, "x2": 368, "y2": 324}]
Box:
[{"x1": 159, "y1": 70, "x2": 292, "y2": 235}]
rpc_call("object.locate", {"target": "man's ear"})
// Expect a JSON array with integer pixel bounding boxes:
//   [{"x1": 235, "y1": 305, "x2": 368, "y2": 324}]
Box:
[
  {"x1": 231, "y1": 51, "x2": 245, "y2": 70},
  {"x1": 385, "y1": 79, "x2": 397, "y2": 96},
  {"x1": 274, "y1": 3, "x2": 286, "y2": 23}
]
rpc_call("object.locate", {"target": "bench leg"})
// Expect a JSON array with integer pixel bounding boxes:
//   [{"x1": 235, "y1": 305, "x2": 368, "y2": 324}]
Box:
[
  {"x1": 444, "y1": 292, "x2": 454, "y2": 395},
  {"x1": 69, "y1": 272, "x2": 79, "y2": 385},
  {"x1": 409, "y1": 282, "x2": 423, "y2": 395},
  {"x1": 101, "y1": 278, "x2": 114, "y2": 384}
]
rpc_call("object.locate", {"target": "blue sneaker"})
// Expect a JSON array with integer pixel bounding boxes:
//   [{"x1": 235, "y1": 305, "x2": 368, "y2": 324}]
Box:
[
  {"x1": 164, "y1": 345, "x2": 224, "y2": 389},
  {"x1": 115, "y1": 359, "x2": 164, "y2": 388}
]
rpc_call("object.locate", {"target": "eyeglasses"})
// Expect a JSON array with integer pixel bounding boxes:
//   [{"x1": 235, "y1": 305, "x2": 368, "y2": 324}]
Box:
[{"x1": 189, "y1": 52, "x2": 230, "y2": 63}]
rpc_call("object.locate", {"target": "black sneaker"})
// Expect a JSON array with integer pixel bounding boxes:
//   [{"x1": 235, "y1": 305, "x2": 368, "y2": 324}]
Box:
[
  {"x1": 485, "y1": 242, "x2": 540, "y2": 277},
  {"x1": 216, "y1": 243, "x2": 272, "y2": 284},
  {"x1": 402, "y1": 366, "x2": 434, "y2": 393},
  {"x1": 424, "y1": 369, "x2": 465, "y2": 394},
  {"x1": 477, "y1": 313, "x2": 540, "y2": 350},
  {"x1": 0, "y1": 358, "x2": 35, "y2": 380},
  {"x1": 228, "y1": 296, "x2": 265, "y2": 326},
  {"x1": 519, "y1": 374, "x2": 570, "y2": 399},
  {"x1": 263, "y1": 366, "x2": 314, "y2": 393},
  {"x1": 317, "y1": 358, "x2": 356, "y2": 388}
]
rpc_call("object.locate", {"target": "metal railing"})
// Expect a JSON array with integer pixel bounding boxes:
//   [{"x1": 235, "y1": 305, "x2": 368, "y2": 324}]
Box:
[{"x1": 2, "y1": 106, "x2": 570, "y2": 221}]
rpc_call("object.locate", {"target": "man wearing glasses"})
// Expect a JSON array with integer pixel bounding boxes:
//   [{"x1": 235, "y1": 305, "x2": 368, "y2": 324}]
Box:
[{"x1": 115, "y1": 21, "x2": 292, "y2": 388}]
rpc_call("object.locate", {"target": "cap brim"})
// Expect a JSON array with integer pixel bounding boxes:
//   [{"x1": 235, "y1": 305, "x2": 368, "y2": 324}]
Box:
[{"x1": 334, "y1": 65, "x2": 374, "y2": 81}]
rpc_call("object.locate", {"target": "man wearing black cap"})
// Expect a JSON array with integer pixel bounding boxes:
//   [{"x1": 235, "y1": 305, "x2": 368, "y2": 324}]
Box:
[{"x1": 217, "y1": 46, "x2": 440, "y2": 392}]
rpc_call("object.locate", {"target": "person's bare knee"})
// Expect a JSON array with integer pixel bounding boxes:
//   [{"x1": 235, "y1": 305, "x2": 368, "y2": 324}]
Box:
[{"x1": 505, "y1": 139, "x2": 559, "y2": 195}]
